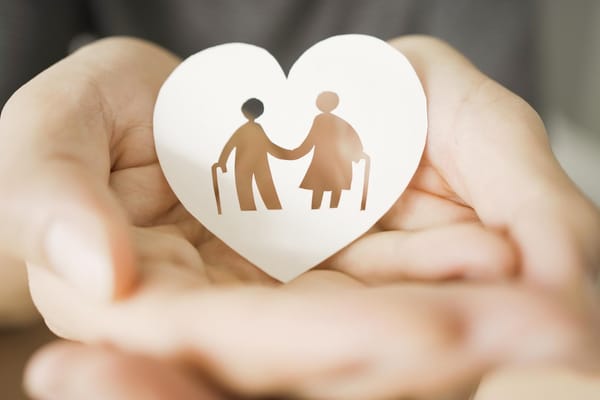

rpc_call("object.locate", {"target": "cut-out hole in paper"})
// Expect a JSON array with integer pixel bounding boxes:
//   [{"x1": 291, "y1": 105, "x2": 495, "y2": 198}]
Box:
[{"x1": 212, "y1": 91, "x2": 370, "y2": 214}]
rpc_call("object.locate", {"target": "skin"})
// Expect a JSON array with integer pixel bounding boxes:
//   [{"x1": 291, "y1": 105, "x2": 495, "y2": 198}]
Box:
[{"x1": 0, "y1": 36, "x2": 597, "y2": 399}]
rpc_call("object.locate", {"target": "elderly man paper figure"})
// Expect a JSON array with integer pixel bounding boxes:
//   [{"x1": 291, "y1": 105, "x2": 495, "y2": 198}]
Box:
[
  {"x1": 290, "y1": 91, "x2": 370, "y2": 210},
  {"x1": 213, "y1": 98, "x2": 294, "y2": 213}
]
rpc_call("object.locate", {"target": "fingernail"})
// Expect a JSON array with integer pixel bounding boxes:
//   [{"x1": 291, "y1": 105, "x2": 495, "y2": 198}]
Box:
[{"x1": 44, "y1": 218, "x2": 114, "y2": 300}]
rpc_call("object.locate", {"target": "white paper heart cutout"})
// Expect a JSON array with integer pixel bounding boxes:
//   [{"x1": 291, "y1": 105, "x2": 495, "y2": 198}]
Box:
[{"x1": 153, "y1": 34, "x2": 427, "y2": 282}]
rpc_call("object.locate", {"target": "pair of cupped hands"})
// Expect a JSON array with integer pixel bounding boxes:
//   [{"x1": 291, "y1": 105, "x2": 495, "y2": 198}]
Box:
[{"x1": 1, "y1": 35, "x2": 599, "y2": 400}]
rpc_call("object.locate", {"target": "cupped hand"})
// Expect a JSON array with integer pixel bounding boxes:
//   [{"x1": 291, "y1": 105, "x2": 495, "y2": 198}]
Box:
[
  {"x1": 0, "y1": 34, "x2": 516, "y2": 307},
  {"x1": 25, "y1": 268, "x2": 600, "y2": 399},
  {"x1": 329, "y1": 36, "x2": 600, "y2": 291},
  {"x1": 0, "y1": 34, "x2": 520, "y2": 339},
  {"x1": 15, "y1": 35, "x2": 600, "y2": 400},
  {"x1": 0, "y1": 37, "x2": 278, "y2": 302}
]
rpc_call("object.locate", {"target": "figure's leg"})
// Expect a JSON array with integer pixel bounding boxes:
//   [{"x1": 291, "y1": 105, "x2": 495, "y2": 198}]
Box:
[
  {"x1": 255, "y1": 163, "x2": 282, "y2": 210},
  {"x1": 235, "y1": 169, "x2": 257, "y2": 211},
  {"x1": 311, "y1": 190, "x2": 324, "y2": 209},
  {"x1": 330, "y1": 189, "x2": 342, "y2": 208}
]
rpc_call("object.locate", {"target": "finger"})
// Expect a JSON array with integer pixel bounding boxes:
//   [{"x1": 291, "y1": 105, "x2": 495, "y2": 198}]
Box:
[
  {"x1": 378, "y1": 161, "x2": 478, "y2": 232},
  {"x1": 291, "y1": 286, "x2": 598, "y2": 400},
  {"x1": 40, "y1": 276, "x2": 596, "y2": 398},
  {"x1": 195, "y1": 288, "x2": 597, "y2": 399},
  {"x1": 1, "y1": 76, "x2": 135, "y2": 299},
  {"x1": 329, "y1": 223, "x2": 517, "y2": 282},
  {"x1": 378, "y1": 186, "x2": 477, "y2": 231},
  {"x1": 390, "y1": 36, "x2": 600, "y2": 289},
  {"x1": 24, "y1": 341, "x2": 223, "y2": 400},
  {"x1": 28, "y1": 263, "x2": 599, "y2": 399},
  {"x1": 181, "y1": 285, "x2": 597, "y2": 399},
  {"x1": 0, "y1": 38, "x2": 178, "y2": 299}
]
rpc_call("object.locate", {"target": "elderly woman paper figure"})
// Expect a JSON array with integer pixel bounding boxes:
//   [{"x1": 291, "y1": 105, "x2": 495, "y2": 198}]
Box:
[{"x1": 291, "y1": 91, "x2": 370, "y2": 210}]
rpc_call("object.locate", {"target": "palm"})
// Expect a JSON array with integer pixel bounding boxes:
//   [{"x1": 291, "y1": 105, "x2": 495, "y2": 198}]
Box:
[
  {"x1": 92, "y1": 75, "x2": 505, "y2": 296},
  {"x1": 109, "y1": 128, "x2": 264, "y2": 284},
  {"x1": 97, "y1": 124, "x2": 505, "y2": 330},
  {"x1": 29, "y1": 137, "x2": 364, "y2": 341},
  {"x1": 109, "y1": 126, "x2": 361, "y2": 288}
]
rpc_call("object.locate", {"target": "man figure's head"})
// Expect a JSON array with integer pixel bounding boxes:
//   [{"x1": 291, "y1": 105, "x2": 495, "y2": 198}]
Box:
[{"x1": 242, "y1": 98, "x2": 264, "y2": 121}]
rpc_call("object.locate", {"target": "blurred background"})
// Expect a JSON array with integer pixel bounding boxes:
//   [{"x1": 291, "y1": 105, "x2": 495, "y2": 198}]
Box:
[
  {"x1": 541, "y1": 2, "x2": 600, "y2": 205},
  {"x1": 1, "y1": 1, "x2": 599, "y2": 399}
]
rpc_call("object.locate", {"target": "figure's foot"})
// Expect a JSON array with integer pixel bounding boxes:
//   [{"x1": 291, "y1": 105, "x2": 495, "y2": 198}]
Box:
[
  {"x1": 311, "y1": 191, "x2": 324, "y2": 210},
  {"x1": 263, "y1": 197, "x2": 283, "y2": 210},
  {"x1": 330, "y1": 191, "x2": 342, "y2": 208},
  {"x1": 238, "y1": 195, "x2": 257, "y2": 211}
]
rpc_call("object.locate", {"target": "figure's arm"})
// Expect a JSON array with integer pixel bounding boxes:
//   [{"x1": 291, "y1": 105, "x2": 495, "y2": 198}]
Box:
[
  {"x1": 264, "y1": 122, "x2": 314, "y2": 160},
  {"x1": 217, "y1": 132, "x2": 237, "y2": 172},
  {"x1": 275, "y1": 120, "x2": 319, "y2": 160},
  {"x1": 268, "y1": 142, "x2": 300, "y2": 160}
]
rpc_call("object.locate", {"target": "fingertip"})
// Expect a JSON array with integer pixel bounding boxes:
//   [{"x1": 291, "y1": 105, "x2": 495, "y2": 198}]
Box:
[
  {"x1": 24, "y1": 341, "x2": 81, "y2": 399},
  {"x1": 27, "y1": 340, "x2": 223, "y2": 400},
  {"x1": 462, "y1": 226, "x2": 519, "y2": 280}
]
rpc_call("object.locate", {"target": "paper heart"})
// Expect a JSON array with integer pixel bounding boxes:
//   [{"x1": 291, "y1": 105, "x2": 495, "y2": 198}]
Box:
[{"x1": 154, "y1": 35, "x2": 427, "y2": 282}]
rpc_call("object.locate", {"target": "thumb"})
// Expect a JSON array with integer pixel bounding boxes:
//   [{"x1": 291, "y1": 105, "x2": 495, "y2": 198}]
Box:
[
  {"x1": 0, "y1": 60, "x2": 137, "y2": 300},
  {"x1": 21, "y1": 167, "x2": 137, "y2": 300}
]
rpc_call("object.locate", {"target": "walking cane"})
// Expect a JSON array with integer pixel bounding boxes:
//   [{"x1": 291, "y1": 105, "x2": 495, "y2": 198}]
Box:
[
  {"x1": 211, "y1": 163, "x2": 222, "y2": 215},
  {"x1": 360, "y1": 153, "x2": 370, "y2": 211}
]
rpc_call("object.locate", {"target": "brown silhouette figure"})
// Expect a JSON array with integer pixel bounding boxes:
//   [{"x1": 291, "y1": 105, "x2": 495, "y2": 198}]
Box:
[
  {"x1": 214, "y1": 98, "x2": 295, "y2": 211},
  {"x1": 289, "y1": 91, "x2": 370, "y2": 210}
]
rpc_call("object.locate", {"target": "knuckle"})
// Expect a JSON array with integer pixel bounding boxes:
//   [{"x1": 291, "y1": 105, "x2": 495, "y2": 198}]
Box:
[
  {"x1": 364, "y1": 295, "x2": 466, "y2": 352},
  {"x1": 1, "y1": 67, "x2": 108, "y2": 143}
]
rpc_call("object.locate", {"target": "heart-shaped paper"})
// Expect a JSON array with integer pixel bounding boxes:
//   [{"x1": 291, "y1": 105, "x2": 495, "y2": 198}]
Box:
[{"x1": 154, "y1": 35, "x2": 427, "y2": 282}]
